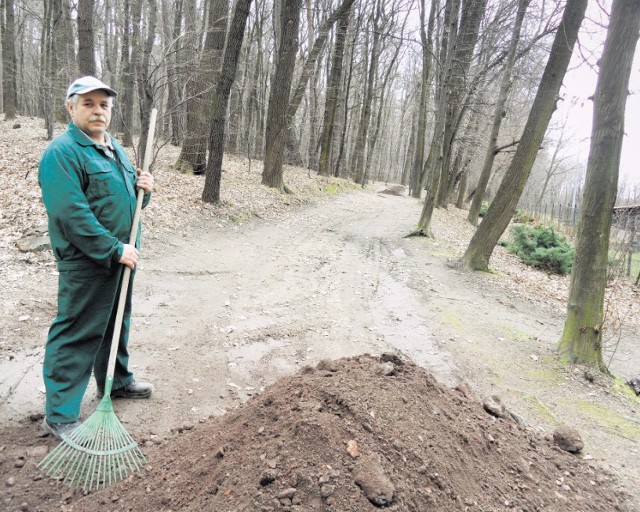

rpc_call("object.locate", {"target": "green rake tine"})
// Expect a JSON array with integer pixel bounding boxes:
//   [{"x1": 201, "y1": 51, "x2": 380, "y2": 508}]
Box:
[
  {"x1": 71, "y1": 427, "x2": 94, "y2": 488},
  {"x1": 38, "y1": 409, "x2": 147, "y2": 493},
  {"x1": 75, "y1": 423, "x2": 99, "y2": 490},
  {"x1": 69, "y1": 425, "x2": 90, "y2": 485},
  {"x1": 112, "y1": 422, "x2": 123, "y2": 482},
  {"x1": 105, "y1": 420, "x2": 115, "y2": 487},
  {"x1": 107, "y1": 423, "x2": 118, "y2": 486}
]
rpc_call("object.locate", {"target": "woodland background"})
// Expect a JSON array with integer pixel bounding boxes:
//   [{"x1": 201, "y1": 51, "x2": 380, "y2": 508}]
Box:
[
  {"x1": 1, "y1": 0, "x2": 636, "y2": 203},
  {"x1": 1, "y1": 0, "x2": 639, "y2": 367}
]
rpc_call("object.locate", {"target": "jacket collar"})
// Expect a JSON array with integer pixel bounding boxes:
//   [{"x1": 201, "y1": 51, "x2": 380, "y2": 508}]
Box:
[{"x1": 68, "y1": 122, "x2": 112, "y2": 148}]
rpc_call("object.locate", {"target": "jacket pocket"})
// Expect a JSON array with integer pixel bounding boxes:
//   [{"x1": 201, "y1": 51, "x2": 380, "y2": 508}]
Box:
[{"x1": 86, "y1": 162, "x2": 116, "y2": 197}]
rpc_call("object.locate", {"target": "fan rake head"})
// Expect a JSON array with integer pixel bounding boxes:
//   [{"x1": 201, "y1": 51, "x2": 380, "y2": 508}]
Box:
[{"x1": 38, "y1": 396, "x2": 146, "y2": 492}]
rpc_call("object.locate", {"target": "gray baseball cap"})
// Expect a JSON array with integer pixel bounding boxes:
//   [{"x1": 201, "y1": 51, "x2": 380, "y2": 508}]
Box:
[{"x1": 66, "y1": 76, "x2": 117, "y2": 100}]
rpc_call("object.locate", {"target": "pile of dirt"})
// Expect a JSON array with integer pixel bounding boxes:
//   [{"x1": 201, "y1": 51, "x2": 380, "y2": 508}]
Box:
[{"x1": 17, "y1": 354, "x2": 620, "y2": 511}]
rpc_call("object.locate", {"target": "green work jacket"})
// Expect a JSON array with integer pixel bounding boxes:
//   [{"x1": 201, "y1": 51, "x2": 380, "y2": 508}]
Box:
[{"x1": 39, "y1": 122, "x2": 150, "y2": 271}]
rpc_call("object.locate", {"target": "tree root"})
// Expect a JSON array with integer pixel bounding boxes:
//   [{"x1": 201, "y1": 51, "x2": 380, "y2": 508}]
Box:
[{"x1": 404, "y1": 228, "x2": 433, "y2": 238}]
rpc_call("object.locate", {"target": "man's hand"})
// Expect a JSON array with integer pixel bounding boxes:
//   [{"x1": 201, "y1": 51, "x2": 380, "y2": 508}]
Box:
[
  {"x1": 136, "y1": 168, "x2": 154, "y2": 193},
  {"x1": 119, "y1": 244, "x2": 139, "y2": 269}
]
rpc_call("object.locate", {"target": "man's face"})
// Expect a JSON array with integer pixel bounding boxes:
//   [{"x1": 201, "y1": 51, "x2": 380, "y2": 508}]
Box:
[{"x1": 66, "y1": 90, "x2": 112, "y2": 143}]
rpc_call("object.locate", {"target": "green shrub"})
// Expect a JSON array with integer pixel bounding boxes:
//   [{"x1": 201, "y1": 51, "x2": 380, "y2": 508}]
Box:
[
  {"x1": 479, "y1": 201, "x2": 489, "y2": 217},
  {"x1": 505, "y1": 224, "x2": 574, "y2": 275}
]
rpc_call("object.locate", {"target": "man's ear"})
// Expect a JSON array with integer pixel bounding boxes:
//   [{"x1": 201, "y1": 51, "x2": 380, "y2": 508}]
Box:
[{"x1": 65, "y1": 100, "x2": 74, "y2": 117}]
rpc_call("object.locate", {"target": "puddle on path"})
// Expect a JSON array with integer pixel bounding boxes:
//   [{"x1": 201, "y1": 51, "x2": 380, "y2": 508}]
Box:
[
  {"x1": 372, "y1": 272, "x2": 458, "y2": 387},
  {"x1": 1, "y1": 350, "x2": 45, "y2": 427}
]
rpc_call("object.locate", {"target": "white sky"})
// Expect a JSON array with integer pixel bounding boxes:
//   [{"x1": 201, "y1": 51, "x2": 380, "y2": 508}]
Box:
[{"x1": 559, "y1": 2, "x2": 640, "y2": 192}]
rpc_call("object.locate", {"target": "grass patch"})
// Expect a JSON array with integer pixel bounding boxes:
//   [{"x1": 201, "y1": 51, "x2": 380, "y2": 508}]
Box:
[
  {"x1": 612, "y1": 376, "x2": 640, "y2": 401},
  {"x1": 440, "y1": 307, "x2": 467, "y2": 336},
  {"x1": 323, "y1": 178, "x2": 357, "y2": 195},
  {"x1": 525, "y1": 368, "x2": 564, "y2": 385},
  {"x1": 521, "y1": 394, "x2": 559, "y2": 424},
  {"x1": 230, "y1": 212, "x2": 253, "y2": 223},
  {"x1": 575, "y1": 400, "x2": 640, "y2": 440},
  {"x1": 494, "y1": 324, "x2": 534, "y2": 343}
]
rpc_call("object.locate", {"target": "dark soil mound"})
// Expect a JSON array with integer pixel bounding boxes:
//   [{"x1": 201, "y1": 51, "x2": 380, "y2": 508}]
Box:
[{"x1": 59, "y1": 354, "x2": 629, "y2": 511}]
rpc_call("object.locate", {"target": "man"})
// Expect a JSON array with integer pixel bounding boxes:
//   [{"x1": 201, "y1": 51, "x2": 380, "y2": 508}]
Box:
[{"x1": 38, "y1": 76, "x2": 154, "y2": 439}]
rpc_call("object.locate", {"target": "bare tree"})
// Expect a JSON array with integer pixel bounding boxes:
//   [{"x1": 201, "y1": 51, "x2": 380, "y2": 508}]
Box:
[
  {"x1": 262, "y1": 0, "x2": 303, "y2": 192},
  {"x1": 77, "y1": 0, "x2": 96, "y2": 75},
  {"x1": 467, "y1": 0, "x2": 529, "y2": 225},
  {"x1": 364, "y1": 32, "x2": 405, "y2": 185},
  {"x1": 409, "y1": 0, "x2": 437, "y2": 198},
  {"x1": 535, "y1": 120, "x2": 579, "y2": 206},
  {"x1": 133, "y1": 0, "x2": 159, "y2": 164},
  {"x1": 1, "y1": 0, "x2": 18, "y2": 118},
  {"x1": 117, "y1": 0, "x2": 135, "y2": 146},
  {"x1": 174, "y1": 0, "x2": 209, "y2": 173},
  {"x1": 559, "y1": 0, "x2": 640, "y2": 370},
  {"x1": 175, "y1": 0, "x2": 229, "y2": 174},
  {"x1": 40, "y1": 0, "x2": 55, "y2": 138},
  {"x1": 162, "y1": 0, "x2": 185, "y2": 146},
  {"x1": 202, "y1": 0, "x2": 254, "y2": 203},
  {"x1": 409, "y1": 0, "x2": 460, "y2": 236},
  {"x1": 435, "y1": 0, "x2": 487, "y2": 207},
  {"x1": 352, "y1": 0, "x2": 383, "y2": 186},
  {"x1": 460, "y1": 0, "x2": 587, "y2": 271},
  {"x1": 318, "y1": 4, "x2": 351, "y2": 176}
]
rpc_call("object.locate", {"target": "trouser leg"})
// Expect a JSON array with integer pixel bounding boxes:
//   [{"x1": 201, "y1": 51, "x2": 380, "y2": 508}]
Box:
[
  {"x1": 93, "y1": 269, "x2": 136, "y2": 392},
  {"x1": 43, "y1": 267, "x2": 134, "y2": 423}
]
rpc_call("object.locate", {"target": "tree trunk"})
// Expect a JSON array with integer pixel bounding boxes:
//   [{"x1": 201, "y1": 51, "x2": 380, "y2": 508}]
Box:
[
  {"x1": 40, "y1": 0, "x2": 55, "y2": 138},
  {"x1": 364, "y1": 38, "x2": 402, "y2": 185},
  {"x1": 436, "y1": 0, "x2": 487, "y2": 208},
  {"x1": 133, "y1": 0, "x2": 158, "y2": 165},
  {"x1": 333, "y1": 17, "x2": 358, "y2": 178},
  {"x1": 1, "y1": 0, "x2": 18, "y2": 119},
  {"x1": 559, "y1": 0, "x2": 640, "y2": 370},
  {"x1": 77, "y1": 0, "x2": 96, "y2": 75},
  {"x1": 262, "y1": 0, "x2": 303, "y2": 192},
  {"x1": 268, "y1": 0, "x2": 356, "y2": 177},
  {"x1": 163, "y1": 0, "x2": 184, "y2": 146},
  {"x1": 456, "y1": 168, "x2": 468, "y2": 208},
  {"x1": 202, "y1": 0, "x2": 253, "y2": 203},
  {"x1": 286, "y1": 0, "x2": 356, "y2": 124},
  {"x1": 175, "y1": 0, "x2": 210, "y2": 173},
  {"x1": 318, "y1": 5, "x2": 351, "y2": 177},
  {"x1": 460, "y1": 0, "x2": 587, "y2": 271},
  {"x1": 409, "y1": 0, "x2": 437, "y2": 198},
  {"x1": 118, "y1": 0, "x2": 134, "y2": 146},
  {"x1": 448, "y1": 103, "x2": 483, "y2": 204},
  {"x1": 468, "y1": 0, "x2": 529, "y2": 226},
  {"x1": 102, "y1": 0, "x2": 114, "y2": 81},
  {"x1": 245, "y1": 4, "x2": 266, "y2": 159},
  {"x1": 411, "y1": 0, "x2": 460, "y2": 236},
  {"x1": 401, "y1": 102, "x2": 418, "y2": 187},
  {"x1": 189, "y1": 0, "x2": 229, "y2": 165},
  {"x1": 353, "y1": 0, "x2": 382, "y2": 186},
  {"x1": 51, "y1": 0, "x2": 75, "y2": 121}
]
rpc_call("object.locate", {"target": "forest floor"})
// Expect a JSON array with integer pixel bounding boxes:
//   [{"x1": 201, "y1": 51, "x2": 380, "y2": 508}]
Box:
[{"x1": 1, "y1": 116, "x2": 639, "y2": 511}]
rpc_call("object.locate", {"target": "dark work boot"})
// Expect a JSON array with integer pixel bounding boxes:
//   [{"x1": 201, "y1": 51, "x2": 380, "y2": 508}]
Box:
[{"x1": 97, "y1": 380, "x2": 153, "y2": 399}]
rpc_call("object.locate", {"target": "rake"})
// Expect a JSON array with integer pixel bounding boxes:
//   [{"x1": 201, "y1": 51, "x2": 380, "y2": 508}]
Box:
[{"x1": 39, "y1": 109, "x2": 158, "y2": 492}]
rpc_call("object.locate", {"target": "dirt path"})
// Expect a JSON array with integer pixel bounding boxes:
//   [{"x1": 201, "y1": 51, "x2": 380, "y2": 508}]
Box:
[{"x1": 1, "y1": 188, "x2": 639, "y2": 507}]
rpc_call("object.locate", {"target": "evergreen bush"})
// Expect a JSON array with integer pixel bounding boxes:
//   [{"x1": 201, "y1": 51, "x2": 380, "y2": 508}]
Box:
[{"x1": 505, "y1": 224, "x2": 574, "y2": 275}]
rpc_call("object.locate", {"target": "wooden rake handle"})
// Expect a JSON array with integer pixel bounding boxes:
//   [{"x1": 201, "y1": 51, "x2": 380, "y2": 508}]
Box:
[{"x1": 104, "y1": 109, "x2": 158, "y2": 396}]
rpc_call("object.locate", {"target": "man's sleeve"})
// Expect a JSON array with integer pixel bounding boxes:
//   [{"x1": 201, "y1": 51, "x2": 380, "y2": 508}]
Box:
[{"x1": 39, "y1": 146, "x2": 123, "y2": 268}]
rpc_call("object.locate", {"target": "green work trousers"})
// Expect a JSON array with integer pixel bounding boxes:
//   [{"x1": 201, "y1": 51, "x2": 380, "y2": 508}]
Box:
[{"x1": 43, "y1": 266, "x2": 135, "y2": 423}]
